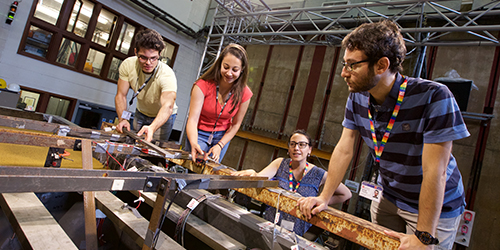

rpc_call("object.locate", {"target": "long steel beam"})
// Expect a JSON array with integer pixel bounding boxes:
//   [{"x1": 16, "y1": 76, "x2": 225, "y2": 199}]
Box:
[{"x1": 168, "y1": 158, "x2": 401, "y2": 250}]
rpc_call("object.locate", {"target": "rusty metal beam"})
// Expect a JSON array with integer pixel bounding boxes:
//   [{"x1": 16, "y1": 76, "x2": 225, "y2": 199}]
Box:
[
  {"x1": 0, "y1": 114, "x2": 127, "y2": 142},
  {"x1": 0, "y1": 128, "x2": 80, "y2": 149},
  {"x1": 169, "y1": 158, "x2": 400, "y2": 250}
]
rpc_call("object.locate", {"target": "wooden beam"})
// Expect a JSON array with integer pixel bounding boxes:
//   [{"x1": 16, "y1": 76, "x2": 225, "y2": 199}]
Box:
[
  {"x1": 236, "y1": 130, "x2": 331, "y2": 160},
  {"x1": 133, "y1": 191, "x2": 246, "y2": 250},
  {"x1": 94, "y1": 191, "x2": 184, "y2": 250},
  {"x1": 82, "y1": 140, "x2": 98, "y2": 250},
  {"x1": 169, "y1": 158, "x2": 401, "y2": 250},
  {"x1": 0, "y1": 193, "x2": 78, "y2": 250}
]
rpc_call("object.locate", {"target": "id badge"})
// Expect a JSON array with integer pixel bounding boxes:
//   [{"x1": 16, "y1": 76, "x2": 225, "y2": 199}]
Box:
[
  {"x1": 121, "y1": 110, "x2": 132, "y2": 120},
  {"x1": 207, "y1": 132, "x2": 214, "y2": 145},
  {"x1": 359, "y1": 181, "x2": 383, "y2": 203}
]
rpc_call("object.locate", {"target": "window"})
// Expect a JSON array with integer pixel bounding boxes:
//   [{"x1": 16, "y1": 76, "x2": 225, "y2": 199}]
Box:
[{"x1": 19, "y1": 0, "x2": 179, "y2": 83}]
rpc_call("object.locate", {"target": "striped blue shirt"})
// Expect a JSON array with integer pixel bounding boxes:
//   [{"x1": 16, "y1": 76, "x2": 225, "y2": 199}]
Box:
[{"x1": 342, "y1": 73, "x2": 470, "y2": 218}]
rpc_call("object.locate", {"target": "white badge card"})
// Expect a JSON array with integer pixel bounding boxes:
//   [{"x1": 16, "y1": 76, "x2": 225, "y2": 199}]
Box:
[
  {"x1": 359, "y1": 181, "x2": 383, "y2": 203},
  {"x1": 121, "y1": 110, "x2": 132, "y2": 120},
  {"x1": 207, "y1": 133, "x2": 213, "y2": 145}
]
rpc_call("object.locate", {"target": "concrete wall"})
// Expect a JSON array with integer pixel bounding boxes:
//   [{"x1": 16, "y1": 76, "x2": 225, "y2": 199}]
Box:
[
  {"x1": 0, "y1": 0, "x2": 205, "y2": 131},
  {"x1": 222, "y1": 41, "x2": 500, "y2": 249}
]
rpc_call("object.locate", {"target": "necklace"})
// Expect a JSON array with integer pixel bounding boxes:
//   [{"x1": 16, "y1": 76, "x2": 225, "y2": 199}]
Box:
[{"x1": 289, "y1": 161, "x2": 309, "y2": 192}]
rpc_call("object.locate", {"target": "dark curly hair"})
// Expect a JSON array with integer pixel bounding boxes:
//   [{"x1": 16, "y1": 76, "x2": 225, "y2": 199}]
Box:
[
  {"x1": 134, "y1": 29, "x2": 165, "y2": 52},
  {"x1": 342, "y1": 20, "x2": 406, "y2": 73}
]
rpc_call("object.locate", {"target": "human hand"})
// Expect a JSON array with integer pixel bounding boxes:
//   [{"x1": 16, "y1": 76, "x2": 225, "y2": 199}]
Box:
[
  {"x1": 206, "y1": 145, "x2": 222, "y2": 162},
  {"x1": 384, "y1": 230, "x2": 433, "y2": 250},
  {"x1": 191, "y1": 144, "x2": 205, "y2": 162},
  {"x1": 116, "y1": 120, "x2": 130, "y2": 133},
  {"x1": 231, "y1": 169, "x2": 257, "y2": 176},
  {"x1": 297, "y1": 196, "x2": 329, "y2": 220},
  {"x1": 137, "y1": 125, "x2": 154, "y2": 142}
]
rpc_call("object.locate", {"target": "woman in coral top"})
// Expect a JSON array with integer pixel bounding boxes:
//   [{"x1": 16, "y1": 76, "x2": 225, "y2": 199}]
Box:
[{"x1": 186, "y1": 44, "x2": 253, "y2": 162}]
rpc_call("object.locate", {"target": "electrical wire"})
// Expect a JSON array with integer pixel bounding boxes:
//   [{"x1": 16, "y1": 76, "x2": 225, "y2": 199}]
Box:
[
  {"x1": 151, "y1": 190, "x2": 180, "y2": 249},
  {"x1": 94, "y1": 141, "x2": 126, "y2": 170},
  {"x1": 272, "y1": 191, "x2": 283, "y2": 250}
]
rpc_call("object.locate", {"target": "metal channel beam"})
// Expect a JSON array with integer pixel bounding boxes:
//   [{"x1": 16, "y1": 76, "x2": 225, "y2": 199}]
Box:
[
  {"x1": 0, "y1": 113, "x2": 127, "y2": 142},
  {"x1": 169, "y1": 158, "x2": 400, "y2": 249}
]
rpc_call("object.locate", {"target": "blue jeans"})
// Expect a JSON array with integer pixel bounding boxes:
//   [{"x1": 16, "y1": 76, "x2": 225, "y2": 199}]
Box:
[
  {"x1": 133, "y1": 110, "x2": 176, "y2": 142},
  {"x1": 184, "y1": 130, "x2": 230, "y2": 162}
]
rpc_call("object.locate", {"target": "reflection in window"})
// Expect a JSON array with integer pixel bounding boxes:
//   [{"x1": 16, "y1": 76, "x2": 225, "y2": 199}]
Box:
[
  {"x1": 20, "y1": 90, "x2": 41, "y2": 110},
  {"x1": 56, "y1": 38, "x2": 81, "y2": 67},
  {"x1": 24, "y1": 26, "x2": 53, "y2": 58},
  {"x1": 108, "y1": 57, "x2": 123, "y2": 81},
  {"x1": 67, "y1": 0, "x2": 94, "y2": 37},
  {"x1": 116, "y1": 22, "x2": 135, "y2": 54},
  {"x1": 161, "y1": 41, "x2": 175, "y2": 66},
  {"x1": 85, "y1": 49, "x2": 106, "y2": 75},
  {"x1": 46, "y1": 96, "x2": 70, "y2": 118},
  {"x1": 34, "y1": 0, "x2": 63, "y2": 25},
  {"x1": 92, "y1": 8, "x2": 117, "y2": 47}
]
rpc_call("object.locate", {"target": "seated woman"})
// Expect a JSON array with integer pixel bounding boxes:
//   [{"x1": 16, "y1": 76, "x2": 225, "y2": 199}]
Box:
[{"x1": 232, "y1": 129, "x2": 351, "y2": 236}]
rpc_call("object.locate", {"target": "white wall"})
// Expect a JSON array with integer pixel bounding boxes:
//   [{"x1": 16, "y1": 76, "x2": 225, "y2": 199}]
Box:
[
  {"x1": 0, "y1": 0, "x2": 206, "y2": 132},
  {"x1": 148, "y1": 0, "x2": 211, "y2": 31}
]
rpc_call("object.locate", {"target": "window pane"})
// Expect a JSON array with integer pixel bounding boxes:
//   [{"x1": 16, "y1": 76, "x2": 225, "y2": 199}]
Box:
[
  {"x1": 85, "y1": 49, "x2": 106, "y2": 75},
  {"x1": 160, "y1": 41, "x2": 176, "y2": 66},
  {"x1": 92, "y1": 8, "x2": 117, "y2": 47},
  {"x1": 116, "y1": 22, "x2": 135, "y2": 54},
  {"x1": 56, "y1": 38, "x2": 81, "y2": 67},
  {"x1": 34, "y1": 0, "x2": 63, "y2": 25},
  {"x1": 107, "y1": 57, "x2": 123, "y2": 81},
  {"x1": 67, "y1": 0, "x2": 94, "y2": 38},
  {"x1": 46, "y1": 96, "x2": 70, "y2": 118},
  {"x1": 24, "y1": 26, "x2": 53, "y2": 58}
]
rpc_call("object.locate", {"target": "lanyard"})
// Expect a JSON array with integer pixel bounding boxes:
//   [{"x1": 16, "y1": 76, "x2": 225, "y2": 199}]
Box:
[
  {"x1": 129, "y1": 65, "x2": 158, "y2": 106},
  {"x1": 368, "y1": 76, "x2": 407, "y2": 164},
  {"x1": 211, "y1": 85, "x2": 232, "y2": 133},
  {"x1": 289, "y1": 161, "x2": 309, "y2": 192}
]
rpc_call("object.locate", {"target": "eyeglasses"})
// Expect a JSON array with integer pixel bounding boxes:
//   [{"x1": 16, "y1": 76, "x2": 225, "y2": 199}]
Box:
[
  {"x1": 342, "y1": 59, "x2": 370, "y2": 72},
  {"x1": 138, "y1": 55, "x2": 159, "y2": 63},
  {"x1": 288, "y1": 141, "x2": 310, "y2": 149}
]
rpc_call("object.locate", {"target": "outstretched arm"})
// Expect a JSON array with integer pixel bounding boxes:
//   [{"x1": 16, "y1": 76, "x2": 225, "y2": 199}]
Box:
[
  {"x1": 385, "y1": 141, "x2": 451, "y2": 249},
  {"x1": 186, "y1": 85, "x2": 205, "y2": 161},
  {"x1": 231, "y1": 158, "x2": 283, "y2": 178},
  {"x1": 115, "y1": 78, "x2": 131, "y2": 133},
  {"x1": 297, "y1": 127, "x2": 358, "y2": 219}
]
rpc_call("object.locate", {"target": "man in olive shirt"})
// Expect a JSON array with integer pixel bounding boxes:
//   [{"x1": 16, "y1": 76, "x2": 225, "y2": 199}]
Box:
[{"x1": 115, "y1": 29, "x2": 177, "y2": 142}]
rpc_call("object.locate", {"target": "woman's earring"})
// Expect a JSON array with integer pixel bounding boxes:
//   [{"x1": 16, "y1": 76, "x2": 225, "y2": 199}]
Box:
[
  {"x1": 307, "y1": 153, "x2": 310, "y2": 157},
  {"x1": 287, "y1": 152, "x2": 289, "y2": 155}
]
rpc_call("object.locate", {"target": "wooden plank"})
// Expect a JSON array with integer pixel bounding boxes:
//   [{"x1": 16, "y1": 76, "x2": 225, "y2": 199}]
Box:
[
  {"x1": 94, "y1": 191, "x2": 184, "y2": 250},
  {"x1": 0, "y1": 192, "x2": 78, "y2": 250},
  {"x1": 133, "y1": 191, "x2": 246, "y2": 250},
  {"x1": 82, "y1": 140, "x2": 98, "y2": 250},
  {"x1": 235, "y1": 130, "x2": 331, "y2": 160},
  {"x1": 169, "y1": 158, "x2": 401, "y2": 250}
]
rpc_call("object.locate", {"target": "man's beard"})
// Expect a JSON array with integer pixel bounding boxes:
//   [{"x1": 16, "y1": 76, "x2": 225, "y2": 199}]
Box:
[{"x1": 347, "y1": 67, "x2": 378, "y2": 93}]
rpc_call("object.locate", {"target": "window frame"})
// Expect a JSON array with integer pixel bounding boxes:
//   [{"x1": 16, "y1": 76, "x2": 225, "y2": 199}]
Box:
[{"x1": 18, "y1": 0, "x2": 179, "y2": 83}]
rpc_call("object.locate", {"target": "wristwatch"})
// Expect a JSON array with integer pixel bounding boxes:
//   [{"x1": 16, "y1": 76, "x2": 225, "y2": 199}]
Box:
[{"x1": 415, "y1": 230, "x2": 439, "y2": 245}]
